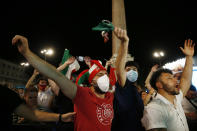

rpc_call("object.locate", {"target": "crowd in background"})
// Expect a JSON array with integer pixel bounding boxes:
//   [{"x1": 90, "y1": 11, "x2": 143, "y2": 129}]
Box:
[{"x1": 1, "y1": 27, "x2": 197, "y2": 131}]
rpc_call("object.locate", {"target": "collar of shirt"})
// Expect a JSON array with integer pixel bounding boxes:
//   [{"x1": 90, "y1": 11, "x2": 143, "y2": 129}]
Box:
[{"x1": 154, "y1": 93, "x2": 179, "y2": 108}]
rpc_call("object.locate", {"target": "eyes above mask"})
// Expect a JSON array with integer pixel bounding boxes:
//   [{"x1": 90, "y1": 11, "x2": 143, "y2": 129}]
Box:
[
  {"x1": 126, "y1": 70, "x2": 138, "y2": 82},
  {"x1": 96, "y1": 74, "x2": 110, "y2": 92}
]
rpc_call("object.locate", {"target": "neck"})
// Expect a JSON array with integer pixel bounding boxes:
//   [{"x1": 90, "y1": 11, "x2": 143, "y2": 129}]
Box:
[
  {"x1": 158, "y1": 89, "x2": 176, "y2": 105},
  {"x1": 90, "y1": 86, "x2": 105, "y2": 99}
]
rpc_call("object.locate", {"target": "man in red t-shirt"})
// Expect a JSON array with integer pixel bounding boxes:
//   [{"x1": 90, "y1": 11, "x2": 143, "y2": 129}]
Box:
[
  {"x1": 12, "y1": 27, "x2": 128, "y2": 131},
  {"x1": 74, "y1": 59, "x2": 114, "y2": 131}
]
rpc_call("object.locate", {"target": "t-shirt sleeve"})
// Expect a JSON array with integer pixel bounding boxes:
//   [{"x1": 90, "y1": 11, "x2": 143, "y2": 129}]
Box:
[
  {"x1": 72, "y1": 86, "x2": 88, "y2": 104},
  {"x1": 141, "y1": 106, "x2": 167, "y2": 130},
  {"x1": 2, "y1": 87, "x2": 24, "y2": 112}
]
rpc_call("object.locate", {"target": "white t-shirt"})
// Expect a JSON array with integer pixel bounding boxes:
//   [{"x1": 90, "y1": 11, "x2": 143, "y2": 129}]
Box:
[
  {"x1": 141, "y1": 91, "x2": 189, "y2": 131},
  {"x1": 37, "y1": 87, "x2": 54, "y2": 112}
]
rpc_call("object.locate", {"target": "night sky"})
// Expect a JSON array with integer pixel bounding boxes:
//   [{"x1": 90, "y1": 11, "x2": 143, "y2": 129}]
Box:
[{"x1": 1, "y1": 0, "x2": 197, "y2": 80}]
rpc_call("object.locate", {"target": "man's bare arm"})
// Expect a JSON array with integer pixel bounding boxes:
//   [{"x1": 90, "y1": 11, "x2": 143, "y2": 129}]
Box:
[
  {"x1": 49, "y1": 56, "x2": 75, "y2": 96},
  {"x1": 145, "y1": 65, "x2": 158, "y2": 90},
  {"x1": 25, "y1": 69, "x2": 39, "y2": 88},
  {"x1": 12, "y1": 35, "x2": 77, "y2": 100},
  {"x1": 57, "y1": 56, "x2": 75, "y2": 71},
  {"x1": 14, "y1": 104, "x2": 75, "y2": 122},
  {"x1": 179, "y1": 39, "x2": 195, "y2": 97},
  {"x1": 114, "y1": 27, "x2": 129, "y2": 87}
]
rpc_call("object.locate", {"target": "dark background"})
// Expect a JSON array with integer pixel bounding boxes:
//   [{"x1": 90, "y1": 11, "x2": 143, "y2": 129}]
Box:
[{"x1": 1, "y1": 0, "x2": 196, "y2": 80}]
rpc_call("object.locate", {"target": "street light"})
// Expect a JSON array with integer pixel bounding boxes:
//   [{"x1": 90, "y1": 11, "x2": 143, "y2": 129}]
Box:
[
  {"x1": 20, "y1": 62, "x2": 29, "y2": 67},
  {"x1": 41, "y1": 48, "x2": 54, "y2": 61},
  {"x1": 153, "y1": 51, "x2": 165, "y2": 65}
]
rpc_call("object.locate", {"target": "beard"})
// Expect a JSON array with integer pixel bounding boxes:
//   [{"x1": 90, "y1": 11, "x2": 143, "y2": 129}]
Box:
[
  {"x1": 162, "y1": 81, "x2": 180, "y2": 95},
  {"x1": 91, "y1": 82, "x2": 106, "y2": 94}
]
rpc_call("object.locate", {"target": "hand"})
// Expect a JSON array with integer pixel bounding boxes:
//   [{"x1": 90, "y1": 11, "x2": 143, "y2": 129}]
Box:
[
  {"x1": 106, "y1": 60, "x2": 112, "y2": 66},
  {"x1": 12, "y1": 35, "x2": 30, "y2": 55},
  {"x1": 61, "y1": 112, "x2": 76, "y2": 122},
  {"x1": 66, "y1": 56, "x2": 75, "y2": 65},
  {"x1": 149, "y1": 87, "x2": 155, "y2": 95},
  {"x1": 180, "y1": 39, "x2": 195, "y2": 57},
  {"x1": 107, "y1": 58, "x2": 116, "y2": 67},
  {"x1": 113, "y1": 27, "x2": 129, "y2": 42},
  {"x1": 151, "y1": 64, "x2": 159, "y2": 72},
  {"x1": 145, "y1": 83, "x2": 152, "y2": 91},
  {"x1": 33, "y1": 69, "x2": 39, "y2": 75}
]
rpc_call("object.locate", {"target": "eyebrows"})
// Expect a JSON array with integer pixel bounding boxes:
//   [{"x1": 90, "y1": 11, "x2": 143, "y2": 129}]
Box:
[
  {"x1": 96, "y1": 71, "x2": 108, "y2": 76},
  {"x1": 160, "y1": 73, "x2": 174, "y2": 80}
]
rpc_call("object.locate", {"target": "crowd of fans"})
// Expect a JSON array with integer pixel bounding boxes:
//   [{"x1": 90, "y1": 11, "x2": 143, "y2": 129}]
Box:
[{"x1": 1, "y1": 27, "x2": 196, "y2": 131}]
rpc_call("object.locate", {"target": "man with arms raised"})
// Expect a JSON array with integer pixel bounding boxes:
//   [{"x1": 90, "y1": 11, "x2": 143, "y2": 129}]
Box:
[
  {"x1": 141, "y1": 39, "x2": 195, "y2": 131},
  {"x1": 12, "y1": 27, "x2": 128, "y2": 131}
]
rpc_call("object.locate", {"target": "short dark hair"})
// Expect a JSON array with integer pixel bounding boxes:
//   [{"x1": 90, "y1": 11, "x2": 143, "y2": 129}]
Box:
[
  {"x1": 150, "y1": 68, "x2": 173, "y2": 90},
  {"x1": 125, "y1": 61, "x2": 140, "y2": 70},
  {"x1": 36, "y1": 76, "x2": 48, "y2": 85}
]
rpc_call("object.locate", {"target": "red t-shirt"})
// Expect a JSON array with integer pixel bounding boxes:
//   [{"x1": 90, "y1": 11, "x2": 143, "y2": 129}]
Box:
[{"x1": 73, "y1": 86, "x2": 114, "y2": 131}]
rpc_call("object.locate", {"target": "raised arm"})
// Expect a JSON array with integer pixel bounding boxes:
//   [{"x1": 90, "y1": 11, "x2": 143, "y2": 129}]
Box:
[
  {"x1": 114, "y1": 27, "x2": 129, "y2": 87},
  {"x1": 145, "y1": 64, "x2": 158, "y2": 90},
  {"x1": 179, "y1": 39, "x2": 195, "y2": 97},
  {"x1": 26, "y1": 69, "x2": 39, "y2": 88},
  {"x1": 57, "y1": 56, "x2": 75, "y2": 71},
  {"x1": 12, "y1": 35, "x2": 77, "y2": 100},
  {"x1": 49, "y1": 56, "x2": 76, "y2": 96},
  {"x1": 105, "y1": 58, "x2": 116, "y2": 70}
]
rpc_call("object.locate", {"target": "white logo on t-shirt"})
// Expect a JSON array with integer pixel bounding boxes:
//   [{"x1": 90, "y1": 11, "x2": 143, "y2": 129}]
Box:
[{"x1": 96, "y1": 103, "x2": 113, "y2": 125}]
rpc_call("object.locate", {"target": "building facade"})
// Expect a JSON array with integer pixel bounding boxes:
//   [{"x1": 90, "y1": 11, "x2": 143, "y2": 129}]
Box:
[{"x1": 0, "y1": 58, "x2": 30, "y2": 89}]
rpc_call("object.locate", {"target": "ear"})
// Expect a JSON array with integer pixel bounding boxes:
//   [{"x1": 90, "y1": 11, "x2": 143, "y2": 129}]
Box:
[
  {"x1": 90, "y1": 79, "x2": 96, "y2": 86},
  {"x1": 156, "y1": 81, "x2": 163, "y2": 89}
]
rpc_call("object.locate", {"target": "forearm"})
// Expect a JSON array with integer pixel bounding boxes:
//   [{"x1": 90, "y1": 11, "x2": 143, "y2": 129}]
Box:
[
  {"x1": 26, "y1": 74, "x2": 37, "y2": 88},
  {"x1": 48, "y1": 79, "x2": 59, "y2": 96},
  {"x1": 15, "y1": 104, "x2": 59, "y2": 122},
  {"x1": 34, "y1": 109, "x2": 59, "y2": 122},
  {"x1": 143, "y1": 94, "x2": 152, "y2": 106},
  {"x1": 180, "y1": 56, "x2": 193, "y2": 96},
  {"x1": 57, "y1": 62, "x2": 69, "y2": 72},
  {"x1": 115, "y1": 41, "x2": 128, "y2": 87},
  {"x1": 145, "y1": 71, "x2": 153, "y2": 86},
  {"x1": 23, "y1": 50, "x2": 77, "y2": 99}
]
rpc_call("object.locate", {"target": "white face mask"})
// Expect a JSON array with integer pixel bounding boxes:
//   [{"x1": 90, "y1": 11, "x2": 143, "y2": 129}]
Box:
[
  {"x1": 126, "y1": 70, "x2": 138, "y2": 82},
  {"x1": 97, "y1": 75, "x2": 110, "y2": 92}
]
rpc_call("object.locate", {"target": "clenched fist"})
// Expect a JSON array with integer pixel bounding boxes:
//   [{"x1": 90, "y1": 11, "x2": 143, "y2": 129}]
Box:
[{"x1": 12, "y1": 35, "x2": 30, "y2": 55}]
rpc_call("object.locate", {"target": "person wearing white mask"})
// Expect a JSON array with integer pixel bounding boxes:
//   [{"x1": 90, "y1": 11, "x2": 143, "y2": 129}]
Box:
[
  {"x1": 111, "y1": 27, "x2": 145, "y2": 131},
  {"x1": 12, "y1": 27, "x2": 126, "y2": 131}
]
